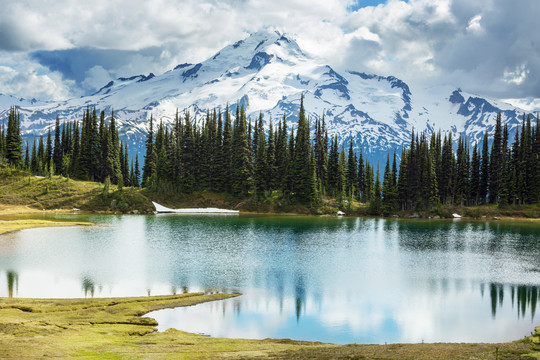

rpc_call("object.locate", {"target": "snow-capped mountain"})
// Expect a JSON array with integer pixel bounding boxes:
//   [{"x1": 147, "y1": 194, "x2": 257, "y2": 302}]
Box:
[{"x1": 0, "y1": 30, "x2": 532, "y2": 164}]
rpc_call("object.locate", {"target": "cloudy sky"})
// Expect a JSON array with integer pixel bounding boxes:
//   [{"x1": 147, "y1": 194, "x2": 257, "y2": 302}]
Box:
[{"x1": 0, "y1": 0, "x2": 539, "y2": 110}]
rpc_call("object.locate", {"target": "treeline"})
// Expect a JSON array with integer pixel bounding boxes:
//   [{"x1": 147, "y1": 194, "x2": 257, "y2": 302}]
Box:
[
  {"x1": 141, "y1": 97, "x2": 317, "y2": 204},
  {"x1": 0, "y1": 106, "x2": 140, "y2": 188},
  {"x1": 142, "y1": 99, "x2": 539, "y2": 212},
  {"x1": 393, "y1": 113, "x2": 540, "y2": 213},
  {"x1": 1, "y1": 101, "x2": 539, "y2": 213}
]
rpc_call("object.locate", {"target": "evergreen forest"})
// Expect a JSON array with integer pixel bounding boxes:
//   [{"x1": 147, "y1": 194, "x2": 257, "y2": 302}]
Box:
[{"x1": 1, "y1": 97, "x2": 539, "y2": 215}]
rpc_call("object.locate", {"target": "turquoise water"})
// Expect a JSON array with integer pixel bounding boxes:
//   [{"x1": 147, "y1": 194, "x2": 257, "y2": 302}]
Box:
[{"x1": 1, "y1": 214, "x2": 539, "y2": 343}]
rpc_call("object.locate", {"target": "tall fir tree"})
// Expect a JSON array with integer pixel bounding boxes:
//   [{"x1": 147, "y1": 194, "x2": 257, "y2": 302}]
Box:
[
  {"x1": 479, "y1": 131, "x2": 490, "y2": 203},
  {"x1": 5, "y1": 107, "x2": 23, "y2": 167},
  {"x1": 142, "y1": 115, "x2": 155, "y2": 187},
  {"x1": 292, "y1": 95, "x2": 315, "y2": 203},
  {"x1": 53, "y1": 116, "x2": 63, "y2": 174},
  {"x1": 488, "y1": 113, "x2": 503, "y2": 203},
  {"x1": 346, "y1": 137, "x2": 357, "y2": 198}
]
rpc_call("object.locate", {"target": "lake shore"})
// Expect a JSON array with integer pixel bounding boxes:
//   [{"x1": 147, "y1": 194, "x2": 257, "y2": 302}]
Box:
[
  {"x1": 1, "y1": 203, "x2": 538, "y2": 236},
  {"x1": 0, "y1": 205, "x2": 93, "y2": 235},
  {"x1": 1, "y1": 167, "x2": 539, "y2": 220},
  {"x1": 0, "y1": 293, "x2": 539, "y2": 359}
]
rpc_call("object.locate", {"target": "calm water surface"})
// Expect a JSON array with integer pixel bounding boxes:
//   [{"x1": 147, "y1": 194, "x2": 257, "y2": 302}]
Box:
[{"x1": 1, "y1": 214, "x2": 539, "y2": 344}]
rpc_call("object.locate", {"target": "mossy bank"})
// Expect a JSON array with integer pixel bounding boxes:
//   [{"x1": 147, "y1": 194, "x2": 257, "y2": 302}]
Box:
[{"x1": 0, "y1": 293, "x2": 539, "y2": 359}]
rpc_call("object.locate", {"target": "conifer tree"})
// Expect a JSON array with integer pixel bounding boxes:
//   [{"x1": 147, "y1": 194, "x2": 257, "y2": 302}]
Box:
[
  {"x1": 439, "y1": 133, "x2": 454, "y2": 205},
  {"x1": 369, "y1": 165, "x2": 381, "y2": 214},
  {"x1": 30, "y1": 139, "x2": 38, "y2": 173},
  {"x1": 326, "y1": 135, "x2": 339, "y2": 197},
  {"x1": 470, "y1": 143, "x2": 480, "y2": 205},
  {"x1": 397, "y1": 148, "x2": 408, "y2": 210},
  {"x1": 5, "y1": 107, "x2": 23, "y2": 167},
  {"x1": 254, "y1": 121, "x2": 267, "y2": 199},
  {"x1": 70, "y1": 122, "x2": 80, "y2": 177},
  {"x1": 45, "y1": 129, "x2": 52, "y2": 172},
  {"x1": 455, "y1": 137, "x2": 469, "y2": 206},
  {"x1": 275, "y1": 116, "x2": 289, "y2": 192},
  {"x1": 0, "y1": 119, "x2": 5, "y2": 162},
  {"x1": 109, "y1": 111, "x2": 121, "y2": 184},
  {"x1": 488, "y1": 113, "x2": 503, "y2": 203},
  {"x1": 357, "y1": 146, "x2": 365, "y2": 201},
  {"x1": 142, "y1": 115, "x2": 155, "y2": 187},
  {"x1": 222, "y1": 105, "x2": 233, "y2": 192},
  {"x1": 231, "y1": 105, "x2": 252, "y2": 197},
  {"x1": 479, "y1": 131, "x2": 490, "y2": 203},
  {"x1": 24, "y1": 141, "x2": 29, "y2": 169},
  {"x1": 53, "y1": 116, "x2": 63, "y2": 173},
  {"x1": 364, "y1": 162, "x2": 374, "y2": 203},
  {"x1": 382, "y1": 154, "x2": 397, "y2": 214},
  {"x1": 181, "y1": 112, "x2": 196, "y2": 193},
  {"x1": 214, "y1": 110, "x2": 224, "y2": 190},
  {"x1": 292, "y1": 96, "x2": 315, "y2": 203},
  {"x1": 346, "y1": 137, "x2": 357, "y2": 198},
  {"x1": 266, "y1": 118, "x2": 276, "y2": 190},
  {"x1": 336, "y1": 147, "x2": 346, "y2": 201},
  {"x1": 134, "y1": 151, "x2": 140, "y2": 187}
]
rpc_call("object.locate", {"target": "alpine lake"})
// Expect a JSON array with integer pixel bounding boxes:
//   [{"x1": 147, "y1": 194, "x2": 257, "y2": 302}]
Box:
[{"x1": 1, "y1": 213, "x2": 539, "y2": 345}]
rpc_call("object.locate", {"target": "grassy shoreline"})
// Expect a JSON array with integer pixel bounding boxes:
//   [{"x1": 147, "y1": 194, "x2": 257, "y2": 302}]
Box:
[
  {"x1": 0, "y1": 293, "x2": 539, "y2": 359},
  {"x1": 1, "y1": 166, "x2": 538, "y2": 220}
]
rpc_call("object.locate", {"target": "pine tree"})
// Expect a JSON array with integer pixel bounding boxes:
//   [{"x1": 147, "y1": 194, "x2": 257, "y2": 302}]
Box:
[
  {"x1": 142, "y1": 115, "x2": 155, "y2": 187},
  {"x1": 275, "y1": 116, "x2": 289, "y2": 192},
  {"x1": 533, "y1": 116, "x2": 540, "y2": 203},
  {"x1": 397, "y1": 148, "x2": 408, "y2": 210},
  {"x1": 314, "y1": 116, "x2": 328, "y2": 195},
  {"x1": 5, "y1": 107, "x2": 23, "y2": 167},
  {"x1": 53, "y1": 116, "x2": 63, "y2": 174},
  {"x1": 364, "y1": 162, "x2": 374, "y2": 203},
  {"x1": 427, "y1": 146, "x2": 439, "y2": 209},
  {"x1": 382, "y1": 154, "x2": 397, "y2": 215},
  {"x1": 357, "y1": 146, "x2": 365, "y2": 201},
  {"x1": 0, "y1": 118, "x2": 5, "y2": 163},
  {"x1": 222, "y1": 105, "x2": 233, "y2": 192},
  {"x1": 369, "y1": 165, "x2": 381, "y2": 214},
  {"x1": 45, "y1": 129, "x2": 53, "y2": 173},
  {"x1": 488, "y1": 113, "x2": 503, "y2": 203},
  {"x1": 24, "y1": 141, "x2": 29, "y2": 169},
  {"x1": 253, "y1": 120, "x2": 267, "y2": 199},
  {"x1": 181, "y1": 112, "x2": 196, "y2": 193},
  {"x1": 326, "y1": 135, "x2": 339, "y2": 197},
  {"x1": 214, "y1": 110, "x2": 224, "y2": 191},
  {"x1": 292, "y1": 95, "x2": 315, "y2": 203},
  {"x1": 470, "y1": 143, "x2": 480, "y2": 205},
  {"x1": 346, "y1": 137, "x2": 357, "y2": 198},
  {"x1": 30, "y1": 139, "x2": 38, "y2": 173},
  {"x1": 70, "y1": 122, "x2": 80, "y2": 177},
  {"x1": 479, "y1": 131, "x2": 490, "y2": 203},
  {"x1": 134, "y1": 151, "x2": 140, "y2": 187},
  {"x1": 231, "y1": 105, "x2": 252, "y2": 196},
  {"x1": 78, "y1": 109, "x2": 90, "y2": 179},
  {"x1": 439, "y1": 133, "x2": 454, "y2": 205},
  {"x1": 109, "y1": 111, "x2": 121, "y2": 184},
  {"x1": 336, "y1": 147, "x2": 346, "y2": 201},
  {"x1": 266, "y1": 118, "x2": 276, "y2": 190},
  {"x1": 455, "y1": 137, "x2": 469, "y2": 206}
]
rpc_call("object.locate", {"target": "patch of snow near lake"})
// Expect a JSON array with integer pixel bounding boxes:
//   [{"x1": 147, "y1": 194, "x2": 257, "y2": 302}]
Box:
[{"x1": 152, "y1": 201, "x2": 239, "y2": 214}]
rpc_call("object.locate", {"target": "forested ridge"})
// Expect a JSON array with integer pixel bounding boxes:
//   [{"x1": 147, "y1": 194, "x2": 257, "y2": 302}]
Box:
[{"x1": 1, "y1": 97, "x2": 539, "y2": 215}]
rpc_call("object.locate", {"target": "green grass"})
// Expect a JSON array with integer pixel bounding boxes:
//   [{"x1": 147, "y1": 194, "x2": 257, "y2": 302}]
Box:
[
  {"x1": 0, "y1": 219, "x2": 92, "y2": 234},
  {"x1": 1, "y1": 165, "x2": 539, "y2": 218},
  {"x1": 0, "y1": 294, "x2": 539, "y2": 359},
  {"x1": 0, "y1": 165, "x2": 153, "y2": 213}
]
